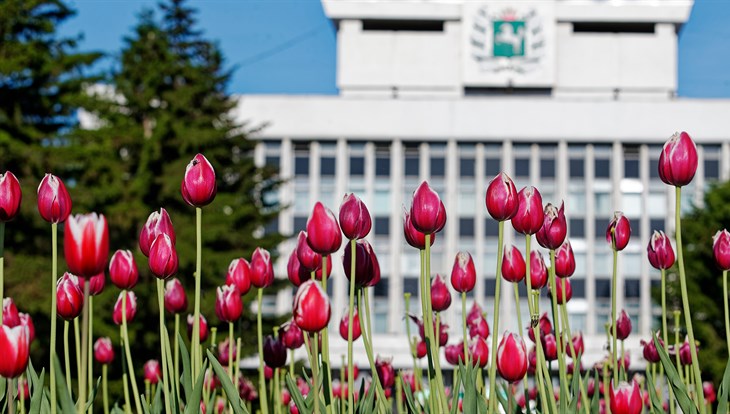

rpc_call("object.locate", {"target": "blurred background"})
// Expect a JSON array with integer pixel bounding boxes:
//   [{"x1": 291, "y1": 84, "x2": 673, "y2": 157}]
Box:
[{"x1": 2, "y1": 0, "x2": 730, "y2": 401}]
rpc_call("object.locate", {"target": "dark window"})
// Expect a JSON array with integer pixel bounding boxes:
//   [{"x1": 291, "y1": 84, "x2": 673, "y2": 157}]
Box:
[
  {"x1": 405, "y1": 157, "x2": 419, "y2": 177},
  {"x1": 485, "y1": 278, "x2": 496, "y2": 296},
  {"x1": 705, "y1": 159, "x2": 720, "y2": 179},
  {"x1": 376, "y1": 156, "x2": 390, "y2": 177},
  {"x1": 629, "y1": 219, "x2": 640, "y2": 239},
  {"x1": 624, "y1": 159, "x2": 639, "y2": 178},
  {"x1": 515, "y1": 158, "x2": 530, "y2": 178},
  {"x1": 650, "y1": 218, "x2": 665, "y2": 233},
  {"x1": 362, "y1": 19, "x2": 444, "y2": 32},
  {"x1": 485, "y1": 157, "x2": 501, "y2": 177},
  {"x1": 264, "y1": 219, "x2": 278, "y2": 236},
  {"x1": 485, "y1": 219, "x2": 499, "y2": 237},
  {"x1": 431, "y1": 157, "x2": 445, "y2": 177},
  {"x1": 350, "y1": 157, "x2": 365, "y2": 176},
  {"x1": 374, "y1": 217, "x2": 390, "y2": 236},
  {"x1": 541, "y1": 158, "x2": 556, "y2": 178},
  {"x1": 650, "y1": 159, "x2": 660, "y2": 179},
  {"x1": 295, "y1": 157, "x2": 309, "y2": 176},
  {"x1": 327, "y1": 281, "x2": 333, "y2": 296},
  {"x1": 404, "y1": 278, "x2": 419, "y2": 295},
  {"x1": 569, "y1": 158, "x2": 584, "y2": 178},
  {"x1": 265, "y1": 156, "x2": 279, "y2": 169},
  {"x1": 570, "y1": 279, "x2": 585, "y2": 297},
  {"x1": 625, "y1": 280, "x2": 640, "y2": 298},
  {"x1": 321, "y1": 157, "x2": 336, "y2": 176},
  {"x1": 595, "y1": 159, "x2": 610, "y2": 178},
  {"x1": 573, "y1": 22, "x2": 655, "y2": 34},
  {"x1": 460, "y1": 158, "x2": 475, "y2": 177},
  {"x1": 293, "y1": 216, "x2": 308, "y2": 233},
  {"x1": 570, "y1": 218, "x2": 585, "y2": 238},
  {"x1": 596, "y1": 279, "x2": 611, "y2": 298},
  {"x1": 460, "y1": 218, "x2": 475, "y2": 237},
  {"x1": 373, "y1": 280, "x2": 389, "y2": 297},
  {"x1": 595, "y1": 218, "x2": 609, "y2": 239}
]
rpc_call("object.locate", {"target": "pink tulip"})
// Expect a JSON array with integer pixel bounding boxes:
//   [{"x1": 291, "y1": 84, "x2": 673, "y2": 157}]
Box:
[
  {"x1": 57, "y1": 273, "x2": 84, "y2": 320},
  {"x1": 293, "y1": 280, "x2": 331, "y2": 333},
  {"x1": 607, "y1": 212, "x2": 631, "y2": 251},
  {"x1": 497, "y1": 332, "x2": 528, "y2": 383},
  {"x1": 215, "y1": 285, "x2": 243, "y2": 323},
  {"x1": 511, "y1": 186, "x2": 543, "y2": 235},
  {"x1": 0, "y1": 171, "x2": 21, "y2": 222},
  {"x1": 296, "y1": 231, "x2": 322, "y2": 271},
  {"x1": 502, "y1": 245, "x2": 526, "y2": 283},
  {"x1": 0, "y1": 325, "x2": 30, "y2": 378},
  {"x1": 164, "y1": 278, "x2": 188, "y2": 314},
  {"x1": 64, "y1": 213, "x2": 109, "y2": 278},
  {"x1": 409, "y1": 181, "x2": 446, "y2": 235},
  {"x1": 181, "y1": 153, "x2": 217, "y2": 207},
  {"x1": 37, "y1": 174, "x2": 71, "y2": 223},
  {"x1": 187, "y1": 314, "x2": 209, "y2": 343},
  {"x1": 306, "y1": 202, "x2": 342, "y2": 255},
  {"x1": 226, "y1": 258, "x2": 252, "y2": 295},
  {"x1": 615, "y1": 309, "x2": 632, "y2": 340},
  {"x1": 339, "y1": 309, "x2": 361, "y2": 340},
  {"x1": 113, "y1": 291, "x2": 137, "y2": 325},
  {"x1": 109, "y1": 249, "x2": 139, "y2": 289},
  {"x1": 280, "y1": 320, "x2": 304, "y2": 350},
  {"x1": 527, "y1": 250, "x2": 548, "y2": 289},
  {"x1": 339, "y1": 193, "x2": 372, "y2": 240},
  {"x1": 610, "y1": 380, "x2": 643, "y2": 414},
  {"x1": 536, "y1": 202, "x2": 567, "y2": 250},
  {"x1": 469, "y1": 337, "x2": 489, "y2": 368},
  {"x1": 144, "y1": 359, "x2": 161, "y2": 384},
  {"x1": 139, "y1": 208, "x2": 175, "y2": 257},
  {"x1": 402, "y1": 207, "x2": 435, "y2": 250},
  {"x1": 430, "y1": 274, "x2": 452, "y2": 312},
  {"x1": 485, "y1": 173, "x2": 519, "y2": 222},
  {"x1": 18, "y1": 313, "x2": 34, "y2": 343},
  {"x1": 250, "y1": 247, "x2": 274, "y2": 288},
  {"x1": 647, "y1": 230, "x2": 675, "y2": 270},
  {"x1": 286, "y1": 249, "x2": 305, "y2": 287},
  {"x1": 445, "y1": 342, "x2": 465, "y2": 366},
  {"x1": 375, "y1": 357, "x2": 395, "y2": 389},
  {"x1": 148, "y1": 233, "x2": 178, "y2": 279},
  {"x1": 450, "y1": 251, "x2": 476, "y2": 293},
  {"x1": 658, "y1": 131, "x2": 698, "y2": 188},
  {"x1": 2, "y1": 298, "x2": 20, "y2": 328},
  {"x1": 94, "y1": 337, "x2": 114, "y2": 365},
  {"x1": 713, "y1": 229, "x2": 730, "y2": 271}
]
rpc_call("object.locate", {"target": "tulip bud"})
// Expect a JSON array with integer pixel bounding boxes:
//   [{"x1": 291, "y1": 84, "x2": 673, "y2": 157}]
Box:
[
  {"x1": 217, "y1": 338, "x2": 236, "y2": 367},
  {"x1": 416, "y1": 341, "x2": 427, "y2": 359},
  {"x1": 296, "y1": 231, "x2": 322, "y2": 271},
  {"x1": 658, "y1": 131, "x2": 698, "y2": 188},
  {"x1": 0, "y1": 171, "x2": 21, "y2": 222},
  {"x1": 57, "y1": 273, "x2": 84, "y2": 320},
  {"x1": 609, "y1": 380, "x2": 643, "y2": 414},
  {"x1": 536, "y1": 202, "x2": 567, "y2": 250},
  {"x1": 511, "y1": 186, "x2": 543, "y2": 235},
  {"x1": 410, "y1": 181, "x2": 447, "y2": 235},
  {"x1": 554, "y1": 240, "x2": 576, "y2": 278},
  {"x1": 567, "y1": 331, "x2": 584, "y2": 357},
  {"x1": 94, "y1": 337, "x2": 115, "y2": 365},
  {"x1": 679, "y1": 338, "x2": 693, "y2": 366},
  {"x1": 226, "y1": 258, "x2": 252, "y2": 295},
  {"x1": 0, "y1": 325, "x2": 30, "y2": 378},
  {"x1": 239, "y1": 378, "x2": 259, "y2": 401},
  {"x1": 139, "y1": 208, "x2": 175, "y2": 257},
  {"x1": 402, "y1": 207, "x2": 436, "y2": 250},
  {"x1": 376, "y1": 357, "x2": 395, "y2": 389},
  {"x1": 293, "y1": 280, "x2": 331, "y2": 333},
  {"x1": 144, "y1": 360, "x2": 161, "y2": 384},
  {"x1": 497, "y1": 332, "x2": 528, "y2": 383},
  {"x1": 713, "y1": 229, "x2": 730, "y2": 271},
  {"x1": 18, "y1": 377, "x2": 29, "y2": 400},
  {"x1": 343, "y1": 239, "x2": 379, "y2": 287},
  {"x1": 485, "y1": 173, "x2": 519, "y2": 222},
  {"x1": 181, "y1": 153, "x2": 217, "y2": 207},
  {"x1": 527, "y1": 250, "x2": 548, "y2": 289},
  {"x1": 306, "y1": 202, "x2": 342, "y2": 255},
  {"x1": 640, "y1": 334, "x2": 662, "y2": 364},
  {"x1": 704, "y1": 381, "x2": 717, "y2": 404},
  {"x1": 339, "y1": 193, "x2": 372, "y2": 240},
  {"x1": 548, "y1": 278, "x2": 572, "y2": 305},
  {"x1": 64, "y1": 213, "x2": 110, "y2": 278},
  {"x1": 187, "y1": 314, "x2": 209, "y2": 343},
  {"x1": 87, "y1": 273, "x2": 106, "y2": 296},
  {"x1": 215, "y1": 285, "x2": 243, "y2": 323},
  {"x1": 445, "y1": 343, "x2": 465, "y2": 366},
  {"x1": 467, "y1": 302, "x2": 483, "y2": 325},
  {"x1": 501, "y1": 245, "x2": 526, "y2": 283},
  {"x1": 109, "y1": 250, "x2": 139, "y2": 289},
  {"x1": 286, "y1": 249, "x2": 306, "y2": 287},
  {"x1": 148, "y1": 233, "x2": 178, "y2": 279},
  {"x1": 280, "y1": 320, "x2": 305, "y2": 350},
  {"x1": 164, "y1": 278, "x2": 188, "y2": 314},
  {"x1": 607, "y1": 212, "x2": 631, "y2": 251},
  {"x1": 250, "y1": 247, "x2": 274, "y2": 289},
  {"x1": 430, "y1": 274, "x2": 452, "y2": 312},
  {"x1": 113, "y1": 291, "x2": 137, "y2": 325},
  {"x1": 450, "y1": 251, "x2": 476, "y2": 293},
  {"x1": 37, "y1": 174, "x2": 72, "y2": 223},
  {"x1": 527, "y1": 313, "x2": 552, "y2": 343},
  {"x1": 469, "y1": 337, "x2": 490, "y2": 368},
  {"x1": 645, "y1": 230, "x2": 675, "y2": 271},
  {"x1": 541, "y1": 333, "x2": 558, "y2": 361},
  {"x1": 263, "y1": 335, "x2": 287, "y2": 368},
  {"x1": 614, "y1": 309, "x2": 632, "y2": 340},
  {"x1": 18, "y1": 313, "x2": 34, "y2": 343},
  {"x1": 468, "y1": 314, "x2": 490, "y2": 340},
  {"x1": 3, "y1": 298, "x2": 20, "y2": 328},
  {"x1": 339, "y1": 309, "x2": 361, "y2": 341}
]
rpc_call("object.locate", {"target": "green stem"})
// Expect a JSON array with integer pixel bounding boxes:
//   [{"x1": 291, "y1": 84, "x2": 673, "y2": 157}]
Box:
[
  {"x1": 662, "y1": 268, "x2": 676, "y2": 414},
  {"x1": 347, "y1": 240, "x2": 357, "y2": 414},
  {"x1": 675, "y1": 187, "x2": 706, "y2": 412},
  {"x1": 64, "y1": 321, "x2": 72, "y2": 394},
  {"x1": 289, "y1": 349, "x2": 294, "y2": 379},
  {"x1": 145, "y1": 380, "x2": 151, "y2": 406},
  {"x1": 513, "y1": 282, "x2": 531, "y2": 406},
  {"x1": 404, "y1": 293, "x2": 420, "y2": 393},
  {"x1": 560, "y1": 299, "x2": 589, "y2": 414},
  {"x1": 418, "y1": 249, "x2": 436, "y2": 410},
  {"x1": 121, "y1": 291, "x2": 143, "y2": 413},
  {"x1": 192, "y1": 207, "x2": 203, "y2": 380},
  {"x1": 156, "y1": 279, "x2": 172, "y2": 414},
  {"x1": 103, "y1": 364, "x2": 109, "y2": 414},
  {"x1": 257, "y1": 288, "x2": 269, "y2": 414},
  {"x1": 674, "y1": 311, "x2": 684, "y2": 385},
  {"x1": 319, "y1": 255, "x2": 333, "y2": 411},
  {"x1": 174, "y1": 313, "x2": 180, "y2": 403},
  {"x1": 50, "y1": 223, "x2": 58, "y2": 414},
  {"x1": 0, "y1": 222, "x2": 5, "y2": 327},
  {"x1": 312, "y1": 333, "x2": 321, "y2": 414},
  {"x1": 360, "y1": 289, "x2": 388, "y2": 409},
  {"x1": 229, "y1": 322, "x2": 234, "y2": 385},
  {"x1": 78, "y1": 284, "x2": 90, "y2": 414},
  {"x1": 488, "y1": 221, "x2": 504, "y2": 414},
  {"x1": 548, "y1": 249, "x2": 568, "y2": 409},
  {"x1": 611, "y1": 248, "x2": 618, "y2": 385},
  {"x1": 462, "y1": 292, "x2": 469, "y2": 364},
  {"x1": 87, "y1": 296, "x2": 94, "y2": 414},
  {"x1": 234, "y1": 338, "x2": 242, "y2": 391},
  {"x1": 423, "y1": 234, "x2": 449, "y2": 413},
  {"x1": 724, "y1": 270, "x2": 730, "y2": 357}
]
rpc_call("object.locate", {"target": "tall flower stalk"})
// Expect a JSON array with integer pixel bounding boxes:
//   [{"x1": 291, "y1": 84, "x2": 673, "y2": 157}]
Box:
[
  {"x1": 120, "y1": 291, "x2": 143, "y2": 413},
  {"x1": 487, "y1": 221, "x2": 505, "y2": 413},
  {"x1": 347, "y1": 240, "x2": 357, "y2": 414}
]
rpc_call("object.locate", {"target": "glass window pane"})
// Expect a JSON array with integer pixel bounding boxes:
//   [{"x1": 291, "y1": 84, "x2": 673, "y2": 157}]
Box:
[
  {"x1": 541, "y1": 158, "x2": 555, "y2": 178},
  {"x1": 595, "y1": 192, "x2": 612, "y2": 215},
  {"x1": 623, "y1": 253, "x2": 641, "y2": 277},
  {"x1": 405, "y1": 157, "x2": 419, "y2": 177},
  {"x1": 650, "y1": 159, "x2": 660, "y2": 179},
  {"x1": 485, "y1": 157, "x2": 501, "y2": 177},
  {"x1": 321, "y1": 157, "x2": 335, "y2": 176},
  {"x1": 624, "y1": 159, "x2": 639, "y2": 178},
  {"x1": 295, "y1": 157, "x2": 309, "y2": 176},
  {"x1": 515, "y1": 158, "x2": 530, "y2": 178},
  {"x1": 293, "y1": 216, "x2": 307, "y2": 233},
  {"x1": 570, "y1": 158, "x2": 584, "y2": 178},
  {"x1": 622, "y1": 193, "x2": 642, "y2": 217},
  {"x1": 647, "y1": 193, "x2": 666, "y2": 216},
  {"x1": 458, "y1": 191, "x2": 476, "y2": 216},
  {"x1": 595, "y1": 159, "x2": 610, "y2": 178},
  {"x1": 570, "y1": 218, "x2": 585, "y2": 238},
  {"x1": 568, "y1": 191, "x2": 587, "y2": 213},
  {"x1": 705, "y1": 159, "x2": 720, "y2": 179},
  {"x1": 650, "y1": 218, "x2": 665, "y2": 233},
  {"x1": 350, "y1": 157, "x2": 364, "y2": 176},
  {"x1": 485, "y1": 219, "x2": 499, "y2": 237},
  {"x1": 374, "y1": 217, "x2": 389, "y2": 235},
  {"x1": 625, "y1": 280, "x2": 640, "y2": 298},
  {"x1": 460, "y1": 218, "x2": 475, "y2": 237},
  {"x1": 376, "y1": 157, "x2": 390, "y2": 177},
  {"x1": 431, "y1": 157, "x2": 445, "y2": 177},
  {"x1": 373, "y1": 191, "x2": 390, "y2": 215},
  {"x1": 460, "y1": 158, "x2": 475, "y2": 177}
]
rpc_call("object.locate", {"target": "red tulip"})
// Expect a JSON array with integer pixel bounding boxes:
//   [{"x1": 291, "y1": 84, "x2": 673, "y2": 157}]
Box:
[
  {"x1": 445, "y1": 343, "x2": 465, "y2": 366},
  {"x1": 113, "y1": 291, "x2": 137, "y2": 325},
  {"x1": 217, "y1": 338, "x2": 236, "y2": 366},
  {"x1": 280, "y1": 320, "x2": 304, "y2": 350},
  {"x1": 527, "y1": 250, "x2": 548, "y2": 289},
  {"x1": 144, "y1": 359, "x2": 161, "y2": 384},
  {"x1": 527, "y1": 313, "x2": 552, "y2": 343},
  {"x1": 181, "y1": 153, "x2": 217, "y2": 207},
  {"x1": 187, "y1": 314, "x2": 209, "y2": 343},
  {"x1": 486, "y1": 172, "x2": 519, "y2": 222},
  {"x1": 85, "y1": 273, "x2": 106, "y2": 296},
  {"x1": 0, "y1": 325, "x2": 30, "y2": 378},
  {"x1": 0, "y1": 171, "x2": 21, "y2": 222},
  {"x1": 640, "y1": 334, "x2": 662, "y2": 364},
  {"x1": 615, "y1": 309, "x2": 632, "y2": 340},
  {"x1": 94, "y1": 337, "x2": 114, "y2": 365},
  {"x1": 536, "y1": 202, "x2": 567, "y2": 250},
  {"x1": 416, "y1": 341, "x2": 427, "y2": 359},
  {"x1": 501, "y1": 245, "x2": 526, "y2": 283},
  {"x1": 289, "y1": 401, "x2": 299, "y2": 414},
  {"x1": 226, "y1": 258, "x2": 251, "y2": 295},
  {"x1": 713, "y1": 229, "x2": 730, "y2": 271},
  {"x1": 282, "y1": 389, "x2": 292, "y2": 405},
  {"x1": 239, "y1": 377, "x2": 258, "y2": 402},
  {"x1": 430, "y1": 274, "x2": 452, "y2": 312},
  {"x1": 402, "y1": 207, "x2": 436, "y2": 250},
  {"x1": 139, "y1": 208, "x2": 175, "y2": 257},
  {"x1": 339, "y1": 193, "x2": 372, "y2": 240},
  {"x1": 497, "y1": 332, "x2": 528, "y2": 383},
  {"x1": 468, "y1": 314, "x2": 490, "y2": 340},
  {"x1": 57, "y1": 273, "x2": 84, "y2": 320},
  {"x1": 37, "y1": 174, "x2": 72, "y2": 224},
  {"x1": 542, "y1": 333, "x2": 558, "y2": 361},
  {"x1": 64, "y1": 213, "x2": 109, "y2": 278},
  {"x1": 467, "y1": 302, "x2": 484, "y2": 325},
  {"x1": 148, "y1": 233, "x2": 178, "y2": 279},
  {"x1": 339, "y1": 309, "x2": 361, "y2": 340},
  {"x1": 511, "y1": 186, "x2": 543, "y2": 235},
  {"x1": 263, "y1": 335, "x2": 287, "y2": 368},
  {"x1": 410, "y1": 181, "x2": 447, "y2": 235},
  {"x1": 296, "y1": 231, "x2": 322, "y2": 272},
  {"x1": 286, "y1": 249, "x2": 305, "y2": 287},
  {"x1": 450, "y1": 251, "x2": 476, "y2": 293},
  {"x1": 469, "y1": 337, "x2": 489, "y2": 368},
  {"x1": 306, "y1": 202, "x2": 342, "y2": 255},
  {"x1": 343, "y1": 365, "x2": 359, "y2": 382},
  {"x1": 376, "y1": 357, "x2": 395, "y2": 389},
  {"x1": 646, "y1": 230, "x2": 675, "y2": 270},
  {"x1": 18, "y1": 377, "x2": 29, "y2": 400},
  {"x1": 2, "y1": 298, "x2": 20, "y2": 328},
  {"x1": 704, "y1": 381, "x2": 717, "y2": 404},
  {"x1": 609, "y1": 380, "x2": 643, "y2": 414},
  {"x1": 343, "y1": 239, "x2": 380, "y2": 287},
  {"x1": 549, "y1": 278, "x2": 572, "y2": 304},
  {"x1": 109, "y1": 249, "x2": 138, "y2": 289},
  {"x1": 215, "y1": 284, "x2": 243, "y2": 323},
  {"x1": 678, "y1": 338, "x2": 693, "y2": 366},
  {"x1": 607, "y1": 212, "x2": 631, "y2": 251},
  {"x1": 250, "y1": 247, "x2": 274, "y2": 288},
  {"x1": 567, "y1": 331, "x2": 584, "y2": 357},
  {"x1": 554, "y1": 240, "x2": 576, "y2": 278},
  {"x1": 18, "y1": 313, "x2": 34, "y2": 343},
  {"x1": 293, "y1": 280, "x2": 331, "y2": 333},
  {"x1": 164, "y1": 278, "x2": 188, "y2": 314},
  {"x1": 658, "y1": 131, "x2": 698, "y2": 188}
]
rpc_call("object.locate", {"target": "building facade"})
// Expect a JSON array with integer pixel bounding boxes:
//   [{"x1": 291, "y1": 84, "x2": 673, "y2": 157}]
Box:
[{"x1": 238, "y1": 0, "x2": 730, "y2": 369}]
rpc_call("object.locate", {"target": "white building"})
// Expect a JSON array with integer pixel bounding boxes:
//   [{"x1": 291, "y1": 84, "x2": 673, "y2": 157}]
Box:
[{"x1": 238, "y1": 0, "x2": 730, "y2": 370}]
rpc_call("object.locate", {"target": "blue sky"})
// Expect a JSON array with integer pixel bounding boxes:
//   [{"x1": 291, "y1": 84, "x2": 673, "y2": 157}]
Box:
[{"x1": 60, "y1": 0, "x2": 729, "y2": 97}]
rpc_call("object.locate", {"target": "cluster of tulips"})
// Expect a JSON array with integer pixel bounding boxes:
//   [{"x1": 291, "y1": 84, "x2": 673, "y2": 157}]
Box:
[{"x1": 0, "y1": 130, "x2": 729, "y2": 414}]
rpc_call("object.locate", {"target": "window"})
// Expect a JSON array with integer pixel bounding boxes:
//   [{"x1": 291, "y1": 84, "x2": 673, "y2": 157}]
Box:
[
  {"x1": 570, "y1": 218, "x2": 585, "y2": 238},
  {"x1": 485, "y1": 219, "x2": 499, "y2": 237},
  {"x1": 541, "y1": 158, "x2": 556, "y2": 178},
  {"x1": 460, "y1": 158, "x2": 475, "y2": 177},
  {"x1": 264, "y1": 219, "x2": 278, "y2": 236},
  {"x1": 485, "y1": 157, "x2": 501, "y2": 177},
  {"x1": 515, "y1": 158, "x2": 530, "y2": 178},
  {"x1": 373, "y1": 281, "x2": 389, "y2": 297},
  {"x1": 460, "y1": 218, "x2": 475, "y2": 237},
  {"x1": 625, "y1": 280, "x2": 640, "y2": 298},
  {"x1": 376, "y1": 156, "x2": 390, "y2": 177},
  {"x1": 295, "y1": 157, "x2": 309, "y2": 176},
  {"x1": 624, "y1": 159, "x2": 639, "y2": 179},
  {"x1": 350, "y1": 157, "x2": 365, "y2": 176},
  {"x1": 650, "y1": 159, "x2": 660, "y2": 179},
  {"x1": 706, "y1": 159, "x2": 720, "y2": 180},
  {"x1": 650, "y1": 218, "x2": 665, "y2": 233},
  {"x1": 321, "y1": 157, "x2": 336, "y2": 176},
  {"x1": 595, "y1": 159, "x2": 610, "y2": 178},
  {"x1": 404, "y1": 278, "x2": 419, "y2": 295},
  {"x1": 628, "y1": 219, "x2": 640, "y2": 239},
  {"x1": 431, "y1": 157, "x2": 445, "y2": 177},
  {"x1": 571, "y1": 279, "x2": 585, "y2": 298},
  {"x1": 265, "y1": 156, "x2": 279, "y2": 169},
  {"x1": 596, "y1": 279, "x2": 611, "y2": 298},
  {"x1": 569, "y1": 158, "x2": 584, "y2": 178},
  {"x1": 293, "y1": 216, "x2": 307, "y2": 233},
  {"x1": 374, "y1": 217, "x2": 390, "y2": 236}
]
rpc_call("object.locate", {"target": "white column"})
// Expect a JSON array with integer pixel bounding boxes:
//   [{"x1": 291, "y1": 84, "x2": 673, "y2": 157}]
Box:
[
  {"x1": 612, "y1": 141, "x2": 624, "y2": 314},
  {"x1": 333, "y1": 138, "x2": 349, "y2": 319},
  {"x1": 389, "y1": 140, "x2": 404, "y2": 333},
  {"x1": 310, "y1": 142, "x2": 321, "y2": 208},
  {"x1": 721, "y1": 141, "x2": 730, "y2": 182},
  {"x1": 279, "y1": 138, "x2": 295, "y2": 310},
  {"x1": 501, "y1": 142, "x2": 515, "y2": 331},
  {"x1": 585, "y1": 145, "x2": 596, "y2": 335},
  {"x1": 557, "y1": 141, "x2": 568, "y2": 205},
  {"x1": 474, "y1": 144, "x2": 486, "y2": 304},
  {"x1": 639, "y1": 145, "x2": 651, "y2": 335},
  {"x1": 695, "y1": 145, "x2": 705, "y2": 208},
  {"x1": 445, "y1": 139, "x2": 459, "y2": 330}
]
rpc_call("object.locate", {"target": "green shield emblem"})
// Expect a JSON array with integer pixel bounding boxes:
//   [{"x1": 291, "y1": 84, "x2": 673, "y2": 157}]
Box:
[{"x1": 493, "y1": 20, "x2": 526, "y2": 57}]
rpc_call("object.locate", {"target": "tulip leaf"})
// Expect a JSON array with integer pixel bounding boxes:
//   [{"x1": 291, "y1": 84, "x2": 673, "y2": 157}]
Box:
[
  {"x1": 152, "y1": 378, "x2": 163, "y2": 414},
  {"x1": 716, "y1": 357, "x2": 730, "y2": 414},
  {"x1": 83, "y1": 376, "x2": 101, "y2": 412},
  {"x1": 568, "y1": 371, "x2": 581, "y2": 414},
  {"x1": 183, "y1": 359, "x2": 208, "y2": 414},
  {"x1": 284, "y1": 372, "x2": 311, "y2": 414},
  {"x1": 140, "y1": 396, "x2": 151, "y2": 414},
  {"x1": 400, "y1": 372, "x2": 420, "y2": 414},
  {"x1": 590, "y1": 370, "x2": 600, "y2": 414},
  {"x1": 177, "y1": 331, "x2": 192, "y2": 404},
  {"x1": 27, "y1": 360, "x2": 46, "y2": 414},
  {"x1": 206, "y1": 349, "x2": 247, "y2": 414},
  {"x1": 652, "y1": 334, "x2": 698, "y2": 414},
  {"x1": 458, "y1": 361, "x2": 476, "y2": 414},
  {"x1": 449, "y1": 369, "x2": 460, "y2": 414},
  {"x1": 645, "y1": 365, "x2": 665, "y2": 414},
  {"x1": 356, "y1": 373, "x2": 377, "y2": 414},
  {"x1": 53, "y1": 355, "x2": 77, "y2": 414}
]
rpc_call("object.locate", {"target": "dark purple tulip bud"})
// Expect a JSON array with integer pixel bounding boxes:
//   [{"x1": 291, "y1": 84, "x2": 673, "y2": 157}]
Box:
[
  {"x1": 641, "y1": 334, "x2": 662, "y2": 363},
  {"x1": 375, "y1": 357, "x2": 395, "y2": 389},
  {"x1": 445, "y1": 343, "x2": 465, "y2": 366},
  {"x1": 541, "y1": 333, "x2": 558, "y2": 361},
  {"x1": 263, "y1": 335, "x2": 287, "y2": 368},
  {"x1": 615, "y1": 309, "x2": 632, "y2": 340}
]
